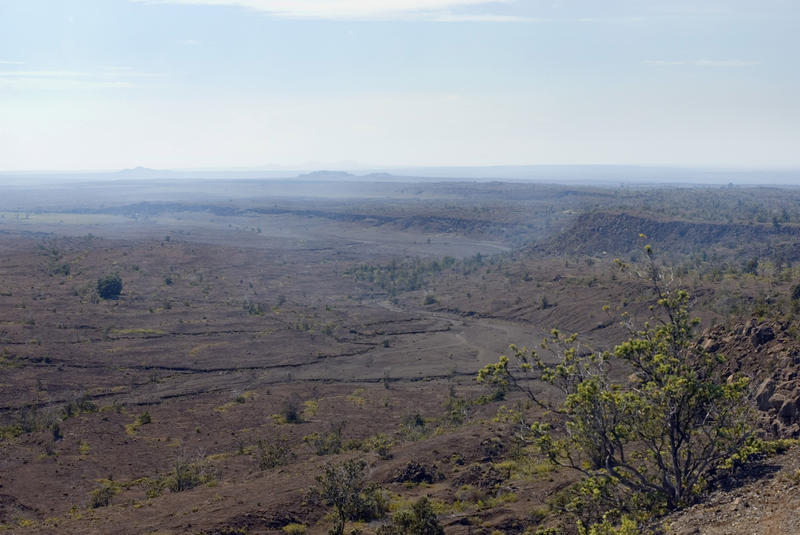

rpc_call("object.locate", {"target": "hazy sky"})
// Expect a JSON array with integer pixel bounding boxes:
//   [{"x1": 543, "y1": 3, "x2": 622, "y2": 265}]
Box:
[{"x1": 1, "y1": 0, "x2": 798, "y2": 171}]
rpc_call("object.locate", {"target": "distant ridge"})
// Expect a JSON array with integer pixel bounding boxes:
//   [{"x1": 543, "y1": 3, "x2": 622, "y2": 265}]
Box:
[
  {"x1": 537, "y1": 211, "x2": 800, "y2": 259},
  {"x1": 294, "y1": 170, "x2": 398, "y2": 181},
  {"x1": 295, "y1": 170, "x2": 356, "y2": 180},
  {"x1": 1, "y1": 165, "x2": 798, "y2": 185},
  {"x1": 115, "y1": 167, "x2": 178, "y2": 179}
]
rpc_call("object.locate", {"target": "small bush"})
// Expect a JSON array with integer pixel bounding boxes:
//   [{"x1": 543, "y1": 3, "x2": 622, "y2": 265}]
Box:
[
  {"x1": 304, "y1": 422, "x2": 345, "y2": 456},
  {"x1": 362, "y1": 433, "x2": 393, "y2": 460},
  {"x1": 62, "y1": 395, "x2": 98, "y2": 419},
  {"x1": 399, "y1": 413, "x2": 428, "y2": 441},
  {"x1": 377, "y1": 497, "x2": 443, "y2": 535},
  {"x1": 257, "y1": 435, "x2": 296, "y2": 470},
  {"x1": 281, "y1": 394, "x2": 303, "y2": 424},
  {"x1": 89, "y1": 484, "x2": 117, "y2": 508},
  {"x1": 166, "y1": 458, "x2": 215, "y2": 492},
  {"x1": 97, "y1": 273, "x2": 122, "y2": 299},
  {"x1": 282, "y1": 524, "x2": 307, "y2": 535}
]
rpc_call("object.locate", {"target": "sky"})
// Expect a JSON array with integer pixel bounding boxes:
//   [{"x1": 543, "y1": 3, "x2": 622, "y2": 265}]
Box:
[{"x1": 0, "y1": 0, "x2": 798, "y2": 171}]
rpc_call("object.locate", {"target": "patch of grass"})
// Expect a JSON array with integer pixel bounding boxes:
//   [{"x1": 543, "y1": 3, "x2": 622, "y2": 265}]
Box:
[
  {"x1": 125, "y1": 411, "x2": 152, "y2": 435},
  {"x1": 0, "y1": 424, "x2": 24, "y2": 440},
  {"x1": 347, "y1": 388, "x2": 367, "y2": 407},
  {"x1": 302, "y1": 399, "x2": 319, "y2": 419},
  {"x1": 215, "y1": 391, "x2": 257, "y2": 412},
  {"x1": 362, "y1": 433, "x2": 393, "y2": 459},
  {"x1": 493, "y1": 455, "x2": 556, "y2": 481},
  {"x1": 270, "y1": 413, "x2": 289, "y2": 425}
]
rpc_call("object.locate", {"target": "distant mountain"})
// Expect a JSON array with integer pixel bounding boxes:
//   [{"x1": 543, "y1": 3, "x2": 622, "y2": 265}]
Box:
[
  {"x1": 115, "y1": 167, "x2": 178, "y2": 179},
  {"x1": 295, "y1": 170, "x2": 356, "y2": 180},
  {"x1": 293, "y1": 170, "x2": 405, "y2": 182}
]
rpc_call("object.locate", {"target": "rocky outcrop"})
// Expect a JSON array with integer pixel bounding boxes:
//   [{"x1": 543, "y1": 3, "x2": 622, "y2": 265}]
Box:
[{"x1": 698, "y1": 318, "x2": 800, "y2": 437}]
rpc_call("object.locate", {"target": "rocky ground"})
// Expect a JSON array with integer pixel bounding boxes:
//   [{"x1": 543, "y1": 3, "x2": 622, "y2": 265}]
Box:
[{"x1": 665, "y1": 445, "x2": 800, "y2": 535}]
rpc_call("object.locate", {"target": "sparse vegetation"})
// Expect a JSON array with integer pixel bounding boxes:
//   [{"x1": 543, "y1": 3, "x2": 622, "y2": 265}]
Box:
[
  {"x1": 479, "y1": 248, "x2": 757, "y2": 530},
  {"x1": 377, "y1": 496, "x2": 444, "y2": 535},
  {"x1": 3, "y1": 181, "x2": 800, "y2": 535}
]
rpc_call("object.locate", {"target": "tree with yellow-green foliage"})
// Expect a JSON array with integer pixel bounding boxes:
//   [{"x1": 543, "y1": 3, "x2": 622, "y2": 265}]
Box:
[{"x1": 478, "y1": 246, "x2": 755, "y2": 530}]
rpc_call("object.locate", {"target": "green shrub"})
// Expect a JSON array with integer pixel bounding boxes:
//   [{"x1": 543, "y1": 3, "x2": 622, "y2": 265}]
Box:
[
  {"x1": 257, "y1": 435, "x2": 295, "y2": 470},
  {"x1": 309, "y1": 459, "x2": 387, "y2": 535},
  {"x1": 377, "y1": 497, "x2": 443, "y2": 535},
  {"x1": 89, "y1": 484, "x2": 117, "y2": 508},
  {"x1": 97, "y1": 273, "x2": 122, "y2": 299},
  {"x1": 62, "y1": 395, "x2": 98, "y2": 419},
  {"x1": 304, "y1": 422, "x2": 344, "y2": 455},
  {"x1": 362, "y1": 433, "x2": 393, "y2": 460},
  {"x1": 166, "y1": 458, "x2": 214, "y2": 492}
]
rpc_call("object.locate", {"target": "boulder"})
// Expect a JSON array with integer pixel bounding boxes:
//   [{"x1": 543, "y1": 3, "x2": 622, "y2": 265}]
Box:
[
  {"x1": 769, "y1": 393, "x2": 786, "y2": 411},
  {"x1": 755, "y1": 379, "x2": 776, "y2": 411},
  {"x1": 751, "y1": 325, "x2": 775, "y2": 347},
  {"x1": 779, "y1": 399, "x2": 796, "y2": 421}
]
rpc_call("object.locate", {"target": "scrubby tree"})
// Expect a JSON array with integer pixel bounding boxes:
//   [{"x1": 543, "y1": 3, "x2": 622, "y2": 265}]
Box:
[
  {"x1": 478, "y1": 246, "x2": 754, "y2": 528},
  {"x1": 309, "y1": 459, "x2": 387, "y2": 535},
  {"x1": 97, "y1": 273, "x2": 122, "y2": 299}
]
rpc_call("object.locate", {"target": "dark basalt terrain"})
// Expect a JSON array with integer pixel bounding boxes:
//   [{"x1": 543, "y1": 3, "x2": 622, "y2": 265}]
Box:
[{"x1": 1, "y1": 178, "x2": 799, "y2": 534}]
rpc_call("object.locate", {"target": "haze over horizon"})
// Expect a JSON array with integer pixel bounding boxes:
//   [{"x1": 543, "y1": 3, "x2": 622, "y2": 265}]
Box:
[{"x1": 1, "y1": 0, "x2": 798, "y2": 172}]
